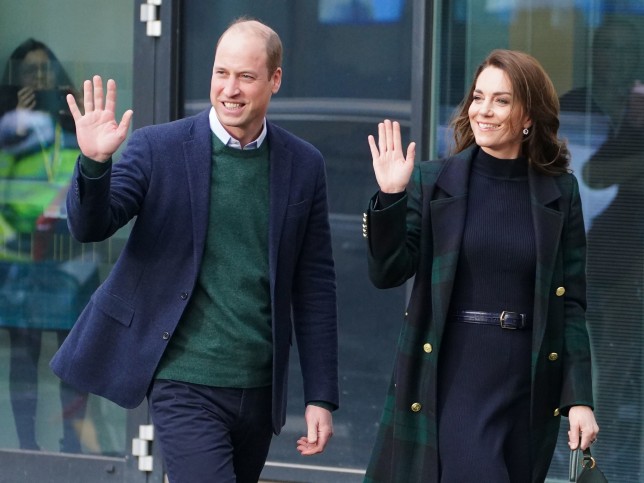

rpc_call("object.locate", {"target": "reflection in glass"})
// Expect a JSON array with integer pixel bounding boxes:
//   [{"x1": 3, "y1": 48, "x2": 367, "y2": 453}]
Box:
[
  {"x1": 560, "y1": 15, "x2": 643, "y2": 483},
  {"x1": 318, "y1": 0, "x2": 405, "y2": 24},
  {"x1": 438, "y1": 2, "x2": 643, "y2": 481},
  {"x1": 0, "y1": 38, "x2": 98, "y2": 453}
]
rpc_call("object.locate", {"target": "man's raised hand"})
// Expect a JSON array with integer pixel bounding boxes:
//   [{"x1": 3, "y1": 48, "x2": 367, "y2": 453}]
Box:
[{"x1": 67, "y1": 75, "x2": 133, "y2": 162}]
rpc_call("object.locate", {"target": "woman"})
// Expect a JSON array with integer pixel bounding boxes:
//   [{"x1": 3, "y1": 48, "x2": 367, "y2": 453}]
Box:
[
  {"x1": 363, "y1": 49, "x2": 599, "y2": 482},
  {"x1": 0, "y1": 39, "x2": 95, "y2": 452}
]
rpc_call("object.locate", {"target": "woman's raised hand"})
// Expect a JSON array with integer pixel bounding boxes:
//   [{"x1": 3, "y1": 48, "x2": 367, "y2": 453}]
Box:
[
  {"x1": 368, "y1": 119, "x2": 416, "y2": 193},
  {"x1": 66, "y1": 75, "x2": 133, "y2": 162}
]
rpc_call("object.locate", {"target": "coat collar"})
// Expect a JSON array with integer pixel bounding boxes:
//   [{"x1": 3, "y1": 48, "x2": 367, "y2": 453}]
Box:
[
  {"x1": 435, "y1": 144, "x2": 563, "y2": 206},
  {"x1": 182, "y1": 110, "x2": 214, "y2": 274}
]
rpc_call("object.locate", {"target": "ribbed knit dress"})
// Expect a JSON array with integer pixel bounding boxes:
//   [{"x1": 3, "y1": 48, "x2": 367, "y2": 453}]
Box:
[{"x1": 437, "y1": 147, "x2": 536, "y2": 482}]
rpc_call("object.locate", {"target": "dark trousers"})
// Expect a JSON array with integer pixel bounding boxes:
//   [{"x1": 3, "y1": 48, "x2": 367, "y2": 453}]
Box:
[{"x1": 148, "y1": 379, "x2": 273, "y2": 483}]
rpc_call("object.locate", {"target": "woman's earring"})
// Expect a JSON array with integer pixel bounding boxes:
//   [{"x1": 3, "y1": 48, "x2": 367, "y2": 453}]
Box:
[{"x1": 523, "y1": 127, "x2": 529, "y2": 135}]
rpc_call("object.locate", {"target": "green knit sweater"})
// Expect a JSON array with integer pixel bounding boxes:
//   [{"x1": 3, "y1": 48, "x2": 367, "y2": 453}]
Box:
[{"x1": 155, "y1": 135, "x2": 272, "y2": 387}]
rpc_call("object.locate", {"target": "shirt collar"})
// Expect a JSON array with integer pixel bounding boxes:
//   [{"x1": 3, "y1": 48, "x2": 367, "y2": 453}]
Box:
[{"x1": 209, "y1": 107, "x2": 267, "y2": 150}]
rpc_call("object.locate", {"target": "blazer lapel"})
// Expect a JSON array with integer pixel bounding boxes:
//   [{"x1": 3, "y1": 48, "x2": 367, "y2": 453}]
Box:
[
  {"x1": 182, "y1": 110, "x2": 213, "y2": 273},
  {"x1": 429, "y1": 147, "x2": 473, "y2": 339},
  {"x1": 528, "y1": 168, "x2": 564, "y2": 360},
  {"x1": 267, "y1": 123, "x2": 293, "y2": 292}
]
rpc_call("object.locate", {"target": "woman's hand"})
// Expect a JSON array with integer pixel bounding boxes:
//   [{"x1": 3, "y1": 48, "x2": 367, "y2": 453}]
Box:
[
  {"x1": 568, "y1": 405, "x2": 599, "y2": 450},
  {"x1": 16, "y1": 86, "x2": 36, "y2": 110},
  {"x1": 368, "y1": 119, "x2": 416, "y2": 194}
]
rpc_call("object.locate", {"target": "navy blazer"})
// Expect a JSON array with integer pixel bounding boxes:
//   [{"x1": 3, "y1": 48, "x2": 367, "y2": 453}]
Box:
[{"x1": 50, "y1": 110, "x2": 338, "y2": 433}]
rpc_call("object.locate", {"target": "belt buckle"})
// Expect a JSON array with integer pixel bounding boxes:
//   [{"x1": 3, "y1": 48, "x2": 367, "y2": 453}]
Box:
[{"x1": 499, "y1": 310, "x2": 523, "y2": 329}]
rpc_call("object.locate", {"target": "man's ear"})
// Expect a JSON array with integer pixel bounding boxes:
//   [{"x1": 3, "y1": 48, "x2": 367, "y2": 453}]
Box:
[{"x1": 271, "y1": 67, "x2": 282, "y2": 94}]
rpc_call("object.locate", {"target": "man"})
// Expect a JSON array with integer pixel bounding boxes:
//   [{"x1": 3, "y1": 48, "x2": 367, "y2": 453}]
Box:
[{"x1": 50, "y1": 18, "x2": 338, "y2": 482}]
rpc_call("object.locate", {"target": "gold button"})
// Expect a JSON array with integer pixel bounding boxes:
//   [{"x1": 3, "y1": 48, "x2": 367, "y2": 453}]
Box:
[
  {"x1": 423, "y1": 343, "x2": 433, "y2": 353},
  {"x1": 411, "y1": 402, "x2": 422, "y2": 412},
  {"x1": 548, "y1": 352, "x2": 558, "y2": 361},
  {"x1": 556, "y1": 287, "x2": 565, "y2": 296},
  {"x1": 553, "y1": 408, "x2": 560, "y2": 417}
]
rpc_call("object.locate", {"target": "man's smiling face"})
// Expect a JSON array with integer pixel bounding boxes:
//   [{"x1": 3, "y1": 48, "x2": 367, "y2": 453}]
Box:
[{"x1": 210, "y1": 25, "x2": 282, "y2": 147}]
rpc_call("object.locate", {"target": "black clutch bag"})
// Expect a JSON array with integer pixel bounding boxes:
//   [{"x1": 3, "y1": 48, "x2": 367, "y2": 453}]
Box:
[{"x1": 569, "y1": 445, "x2": 608, "y2": 483}]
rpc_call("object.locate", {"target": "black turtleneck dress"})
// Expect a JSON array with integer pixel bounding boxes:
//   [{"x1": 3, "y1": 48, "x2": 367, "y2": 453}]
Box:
[{"x1": 437, "y1": 148, "x2": 536, "y2": 482}]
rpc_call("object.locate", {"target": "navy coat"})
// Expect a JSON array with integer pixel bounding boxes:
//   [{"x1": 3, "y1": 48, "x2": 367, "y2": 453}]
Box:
[
  {"x1": 363, "y1": 146, "x2": 594, "y2": 482},
  {"x1": 50, "y1": 110, "x2": 338, "y2": 433}
]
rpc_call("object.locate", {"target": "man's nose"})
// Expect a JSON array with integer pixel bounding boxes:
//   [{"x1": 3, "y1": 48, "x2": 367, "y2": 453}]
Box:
[{"x1": 223, "y1": 76, "x2": 239, "y2": 96}]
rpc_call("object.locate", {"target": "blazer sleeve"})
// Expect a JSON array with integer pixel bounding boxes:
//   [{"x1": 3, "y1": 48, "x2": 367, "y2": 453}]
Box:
[
  {"x1": 365, "y1": 163, "x2": 423, "y2": 289},
  {"x1": 66, "y1": 128, "x2": 152, "y2": 242},
  {"x1": 291, "y1": 153, "x2": 339, "y2": 408},
  {"x1": 559, "y1": 175, "x2": 595, "y2": 411}
]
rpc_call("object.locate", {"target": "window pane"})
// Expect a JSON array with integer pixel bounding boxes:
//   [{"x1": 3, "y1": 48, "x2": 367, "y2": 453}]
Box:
[
  {"x1": 0, "y1": 0, "x2": 133, "y2": 457},
  {"x1": 436, "y1": 2, "x2": 644, "y2": 481},
  {"x1": 180, "y1": 1, "x2": 412, "y2": 480}
]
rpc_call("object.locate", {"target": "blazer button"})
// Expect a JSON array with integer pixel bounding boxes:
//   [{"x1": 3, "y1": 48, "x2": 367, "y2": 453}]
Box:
[
  {"x1": 411, "y1": 402, "x2": 422, "y2": 412},
  {"x1": 556, "y1": 287, "x2": 565, "y2": 296},
  {"x1": 180, "y1": 292, "x2": 189, "y2": 300},
  {"x1": 548, "y1": 352, "x2": 559, "y2": 361},
  {"x1": 162, "y1": 332, "x2": 170, "y2": 340},
  {"x1": 423, "y1": 343, "x2": 433, "y2": 353},
  {"x1": 553, "y1": 408, "x2": 560, "y2": 417}
]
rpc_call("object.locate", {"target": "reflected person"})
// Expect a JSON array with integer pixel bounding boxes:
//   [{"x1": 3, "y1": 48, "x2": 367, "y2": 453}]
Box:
[
  {"x1": 560, "y1": 16, "x2": 644, "y2": 481},
  {"x1": 0, "y1": 38, "x2": 93, "y2": 452}
]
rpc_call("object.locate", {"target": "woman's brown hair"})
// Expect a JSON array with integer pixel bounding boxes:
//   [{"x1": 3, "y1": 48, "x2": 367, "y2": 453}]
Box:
[{"x1": 450, "y1": 49, "x2": 570, "y2": 175}]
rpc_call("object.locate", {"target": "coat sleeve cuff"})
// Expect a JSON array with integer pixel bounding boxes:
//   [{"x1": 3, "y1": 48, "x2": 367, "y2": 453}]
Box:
[{"x1": 306, "y1": 400, "x2": 337, "y2": 412}]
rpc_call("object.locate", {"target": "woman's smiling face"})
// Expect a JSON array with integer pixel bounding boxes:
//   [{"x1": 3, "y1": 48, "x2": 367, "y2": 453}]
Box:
[{"x1": 468, "y1": 66, "x2": 531, "y2": 159}]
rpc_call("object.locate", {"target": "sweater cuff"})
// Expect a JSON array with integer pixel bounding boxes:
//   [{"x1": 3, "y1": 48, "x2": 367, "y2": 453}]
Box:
[{"x1": 80, "y1": 153, "x2": 112, "y2": 178}]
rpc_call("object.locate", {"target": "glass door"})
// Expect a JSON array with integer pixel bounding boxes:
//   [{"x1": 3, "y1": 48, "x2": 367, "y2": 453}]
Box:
[
  {"x1": 0, "y1": 1, "x2": 162, "y2": 481},
  {"x1": 179, "y1": 1, "x2": 415, "y2": 481},
  {"x1": 433, "y1": 3, "x2": 644, "y2": 481}
]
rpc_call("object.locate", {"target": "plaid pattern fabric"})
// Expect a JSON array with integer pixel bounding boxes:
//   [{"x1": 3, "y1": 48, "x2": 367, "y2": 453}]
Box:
[{"x1": 364, "y1": 146, "x2": 594, "y2": 482}]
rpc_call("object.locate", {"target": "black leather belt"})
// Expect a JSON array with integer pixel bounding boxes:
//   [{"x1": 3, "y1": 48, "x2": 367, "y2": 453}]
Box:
[{"x1": 451, "y1": 310, "x2": 528, "y2": 330}]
